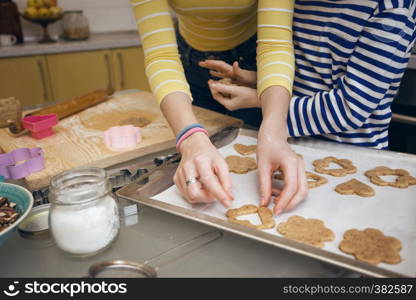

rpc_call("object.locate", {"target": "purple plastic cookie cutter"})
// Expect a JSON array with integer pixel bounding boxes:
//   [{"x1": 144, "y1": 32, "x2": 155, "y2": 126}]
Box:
[{"x1": 0, "y1": 147, "x2": 45, "y2": 180}]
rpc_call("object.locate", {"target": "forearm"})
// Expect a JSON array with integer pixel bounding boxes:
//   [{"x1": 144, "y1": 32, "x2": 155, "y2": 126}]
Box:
[
  {"x1": 131, "y1": 0, "x2": 192, "y2": 104},
  {"x1": 160, "y1": 92, "x2": 198, "y2": 135},
  {"x1": 260, "y1": 85, "x2": 290, "y2": 139},
  {"x1": 257, "y1": 0, "x2": 295, "y2": 97}
]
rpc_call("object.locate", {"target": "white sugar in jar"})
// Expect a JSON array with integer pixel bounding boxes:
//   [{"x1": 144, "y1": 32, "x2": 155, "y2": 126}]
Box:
[{"x1": 49, "y1": 167, "x2": 120, "y2": 256}]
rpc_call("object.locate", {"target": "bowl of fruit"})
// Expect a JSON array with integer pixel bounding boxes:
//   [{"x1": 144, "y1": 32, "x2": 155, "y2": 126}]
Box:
[
  {"x1": 0, "y1": 182, "x2": 34, "y2": 246},
  {"x1": 22, "y1": 0, "x2": 63, "y2": 43}
]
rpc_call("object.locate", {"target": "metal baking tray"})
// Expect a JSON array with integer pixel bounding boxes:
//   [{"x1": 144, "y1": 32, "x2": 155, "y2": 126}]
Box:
[{"x1": 117, "y1": 128, "x2": 416, "y2": 277}]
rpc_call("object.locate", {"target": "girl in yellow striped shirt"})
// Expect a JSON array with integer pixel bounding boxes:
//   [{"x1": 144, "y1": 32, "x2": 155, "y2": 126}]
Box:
[{"x1": 131, "y1": 0, "x2": 307, "y2": 215}]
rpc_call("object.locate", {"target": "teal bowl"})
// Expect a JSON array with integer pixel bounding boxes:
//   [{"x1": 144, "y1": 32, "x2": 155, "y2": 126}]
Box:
[{"x1": 0, "y1": 183, "x2": 34, "y2": 246}]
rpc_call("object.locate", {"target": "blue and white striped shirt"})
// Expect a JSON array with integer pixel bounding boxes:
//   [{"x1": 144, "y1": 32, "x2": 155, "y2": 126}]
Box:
[{"x1": 287, "y1": 0, "x2": 416, "y2": 149}]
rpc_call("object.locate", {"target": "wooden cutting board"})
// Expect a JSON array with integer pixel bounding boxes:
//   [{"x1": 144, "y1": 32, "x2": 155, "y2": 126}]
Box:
[{"x1": 0, "y1": 91, "x2": 243, "y2": 191}]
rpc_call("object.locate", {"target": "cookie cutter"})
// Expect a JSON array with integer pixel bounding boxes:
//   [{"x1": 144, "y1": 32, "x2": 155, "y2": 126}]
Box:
[
  {"x1": 22, "y1": 114, "x2": 58, "y2": 140},
  {"x1": 0, "y1": 147, "x2": 45, "y2": 179},
  {"x1": 104, "y1": 125, "x2": 142, "y2": 150}
]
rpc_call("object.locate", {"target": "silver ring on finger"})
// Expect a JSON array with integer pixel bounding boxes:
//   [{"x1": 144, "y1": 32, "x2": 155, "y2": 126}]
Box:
[{"x1": 185, "y1": 177, "x2": 200, "y2": 187}]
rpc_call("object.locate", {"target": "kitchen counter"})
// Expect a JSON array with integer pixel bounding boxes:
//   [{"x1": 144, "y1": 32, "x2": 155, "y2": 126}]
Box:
[
  {"x1": 0, "y1": 131, "x2": 359, "y2": 278},
  {"x1": 0, "y1": 31, "x2": 141, "y2": 58},
  {"x1": 0, "y1": 90, "x2": 358, "y2": 277}
]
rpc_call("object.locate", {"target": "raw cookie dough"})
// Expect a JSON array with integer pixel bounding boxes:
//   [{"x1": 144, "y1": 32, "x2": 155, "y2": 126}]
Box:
[
  {"x1": 219, "y1": 78, "x2": 234, "y2": 85},
  {"x1": 335, "y1": 179, "x2": 375, "y2": 197},
  {"x1": 339, "y1": 228, "x2": 402, "y2": 265},
  {"x1": 226, "y1": 205, "x2": 275, "y2": 230},
  {"x1": 364, "y1": 166, "x2": 416, "y2": 188},
  {"x1": 277, "y1": 215, "x2": 335, "y2": 248},
  {"x1": 225, "y1": 155, "x2": 257, "y2": 174},
  {"x1": 218, "y1": 78, "x2": 238, "y2": 98},
  {"x1": 79, "y1": 109, "x2": 154, "y2": 131},
  {"x1": 233, "y1": 143, "x2": 257, "y2": 156},
  {"x1": 313, "y1": 156, "x2": 357, "y2": 177}
]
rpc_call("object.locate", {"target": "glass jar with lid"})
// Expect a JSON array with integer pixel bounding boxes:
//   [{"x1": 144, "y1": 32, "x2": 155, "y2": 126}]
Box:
[
  {"x1": 62, "y1": 10, "x2": 90, "y2": 41},
  {"x1": 49, "y1": 167, "x2": 120, "y2": 257}
]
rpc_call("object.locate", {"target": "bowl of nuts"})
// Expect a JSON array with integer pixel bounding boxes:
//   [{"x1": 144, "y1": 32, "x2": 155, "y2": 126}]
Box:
[{"x1": 0, "y1": 183, "x2": 34, "y2": 246}]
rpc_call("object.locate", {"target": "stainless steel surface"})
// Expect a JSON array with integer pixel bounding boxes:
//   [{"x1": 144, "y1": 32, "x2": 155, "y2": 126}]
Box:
[
  {"x1": 117, "y1": 128, "x2": 415, "y2": 278},
  {"x1": 88, "y1": 230, "x2": 222, "y2": 278},
  {"x1": 392, "y1": 113, "x2": 416, "y2": 125},
  {"x1": 407, "y1": 54, "x2": 416, "y2": 70},
  {"x1": 88, "y1": 260, "x2": 157, "y2": 278},
  {"x1": 0, "y1": 204, "x2": 342, "y2": 277}
]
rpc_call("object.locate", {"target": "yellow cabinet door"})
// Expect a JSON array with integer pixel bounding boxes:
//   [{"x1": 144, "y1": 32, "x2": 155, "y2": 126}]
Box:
[
  {"x1": 47, "y1": 50, "x2": 114, "y2": 101},
  {"x1": 0, "y1": 56, "x2": 53, "y2": 107},
  {"x1": 112, "y1": 47, "x2": 151, "y2": 92}
]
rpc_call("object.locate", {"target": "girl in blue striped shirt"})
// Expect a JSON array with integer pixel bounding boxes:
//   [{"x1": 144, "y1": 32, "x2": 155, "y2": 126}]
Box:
[{"x1": 202, "y1": 0, "x2": 416, "y2": 150}]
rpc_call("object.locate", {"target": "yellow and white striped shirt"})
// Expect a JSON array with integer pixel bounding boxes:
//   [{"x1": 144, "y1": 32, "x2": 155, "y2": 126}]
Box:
[{"x1": 131, "y1": 0, "x2": 294, "y2": 104}]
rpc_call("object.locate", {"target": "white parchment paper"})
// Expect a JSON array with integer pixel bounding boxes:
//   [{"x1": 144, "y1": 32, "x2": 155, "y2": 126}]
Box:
[{"x1": 154, "y1": 135, "x2": 416, "y2": 276}]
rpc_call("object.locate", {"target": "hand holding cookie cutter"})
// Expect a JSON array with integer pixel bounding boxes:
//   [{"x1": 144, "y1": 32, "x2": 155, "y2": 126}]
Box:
[
  {"x1": 104, "y1": 125, "x2": 142, "y2": 150},
  {"x1": 0, "y1": 147, "x2": 45, "y2": 179}
]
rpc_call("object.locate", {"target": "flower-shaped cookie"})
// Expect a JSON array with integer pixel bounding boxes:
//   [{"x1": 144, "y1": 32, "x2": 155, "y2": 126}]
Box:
[
  {"x1": 339, "y1": 228, "x2": 402, "y2": 265},
  {"x1": 277, "y1": 216, "x2": 334, "y2": 248},
  {"x1": 365, "y1": 166, "x2": 416, "y2": 188},
  {"x1": 313, "y1": 156, "x2": 357, "y2": 177}
]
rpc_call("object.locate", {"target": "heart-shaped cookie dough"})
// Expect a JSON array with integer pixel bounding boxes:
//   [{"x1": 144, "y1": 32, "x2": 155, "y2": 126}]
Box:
[
  {"x1": 226, "y1": 204, "x2": 275, "y2": 230},
  {"x1": 313, "y1": 156, "x2": 357, "y2": 177},
  {"x1": 225, "y1": 155, "x2": 257, "y2": 174},
  {"x1": 274, "y1": 171, "x2": 328, "y2": 189},
  {"x1": 335, "y1": 179, "x2": 375, "y2": 197},
  {"x1": 233, "y1": 143, "x2": 257, "y2": 156},
  {"x1": 364, "y1": 166, "x2": 416, "y2": 188}
]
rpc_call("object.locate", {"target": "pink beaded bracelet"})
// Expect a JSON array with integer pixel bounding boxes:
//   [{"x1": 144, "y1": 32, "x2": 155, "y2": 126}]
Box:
[{"x1": 176, "y1": 127, "x2": 209, "y2": 153}]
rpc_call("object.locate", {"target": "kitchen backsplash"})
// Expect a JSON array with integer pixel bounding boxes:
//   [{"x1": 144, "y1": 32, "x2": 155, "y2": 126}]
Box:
[{"x1": 14, "y1": 0, "x2": 138, "y2": 40}]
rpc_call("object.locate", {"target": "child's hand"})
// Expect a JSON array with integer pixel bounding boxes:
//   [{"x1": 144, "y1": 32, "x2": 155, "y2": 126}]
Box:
[
  {"x1": 199, "y1": 60, "x2": 257, "y2": 88},
  {"x1": 208, "y1": 79, "x2": 260, "y2": 111},
  {"x1": 257, "y1": 127, "x2": 308, "y2": 215}
]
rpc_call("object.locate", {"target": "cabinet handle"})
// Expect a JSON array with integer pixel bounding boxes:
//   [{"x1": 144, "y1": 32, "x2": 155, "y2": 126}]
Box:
[
  {"x1": 104, "y1": 53, "x2": 113, "y2": 90},
  {"x1": 117, "y1": 52, "x2": 125, "y2": 89},
  {"x1": 37, "y1": 59, "x2": 49, "y2": 101}
]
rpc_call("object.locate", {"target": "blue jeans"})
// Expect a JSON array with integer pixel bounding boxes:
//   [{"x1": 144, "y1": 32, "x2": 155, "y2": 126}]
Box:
[{"x1": 176, "y1": 31, "x2": 262, "y2": 127}]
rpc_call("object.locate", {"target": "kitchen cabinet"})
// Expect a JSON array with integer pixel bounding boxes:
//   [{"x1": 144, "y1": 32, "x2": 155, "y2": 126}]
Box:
[
  {"x1": 112, "y1": 47, "x2": 151, "y2": 92},
  {"x1": 0, "y1": 46, "x2": 151, "y2": 107},
  {"x1": 46, "y1": 50, "x2": 114, "y2": 101},
  {"x1": 0, "y1": 55, "x2": 52, "y2": 107}
]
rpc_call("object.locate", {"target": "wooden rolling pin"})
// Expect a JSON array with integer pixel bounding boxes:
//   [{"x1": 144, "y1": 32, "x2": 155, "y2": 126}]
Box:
[
  {"x1": 1, "y1": 88, "x2": 114, "y2": 136},
  {"x1": 27, "y1": 87, "x2": 114, "y2": 119}
]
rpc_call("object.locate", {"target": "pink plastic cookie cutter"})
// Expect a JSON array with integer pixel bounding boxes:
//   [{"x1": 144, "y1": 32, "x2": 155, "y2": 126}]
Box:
[
  {"x1": 104, "y1": 125, "x2": 142, "y2": 150},
  {"x1": 22, "y1": 114, "x2": 58, "y2": 139},
  {"x1": 0, "y1": 147, "x2": 45, "y2": 179}
]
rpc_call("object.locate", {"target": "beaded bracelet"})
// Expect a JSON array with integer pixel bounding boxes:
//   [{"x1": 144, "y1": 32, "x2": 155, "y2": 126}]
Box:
[
  {"x1": 176, "y1": 127, "x2": 209, "y2": 153},
  {"x1": 175, "y1": 123, "x2": 204, "y2": 145}
]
